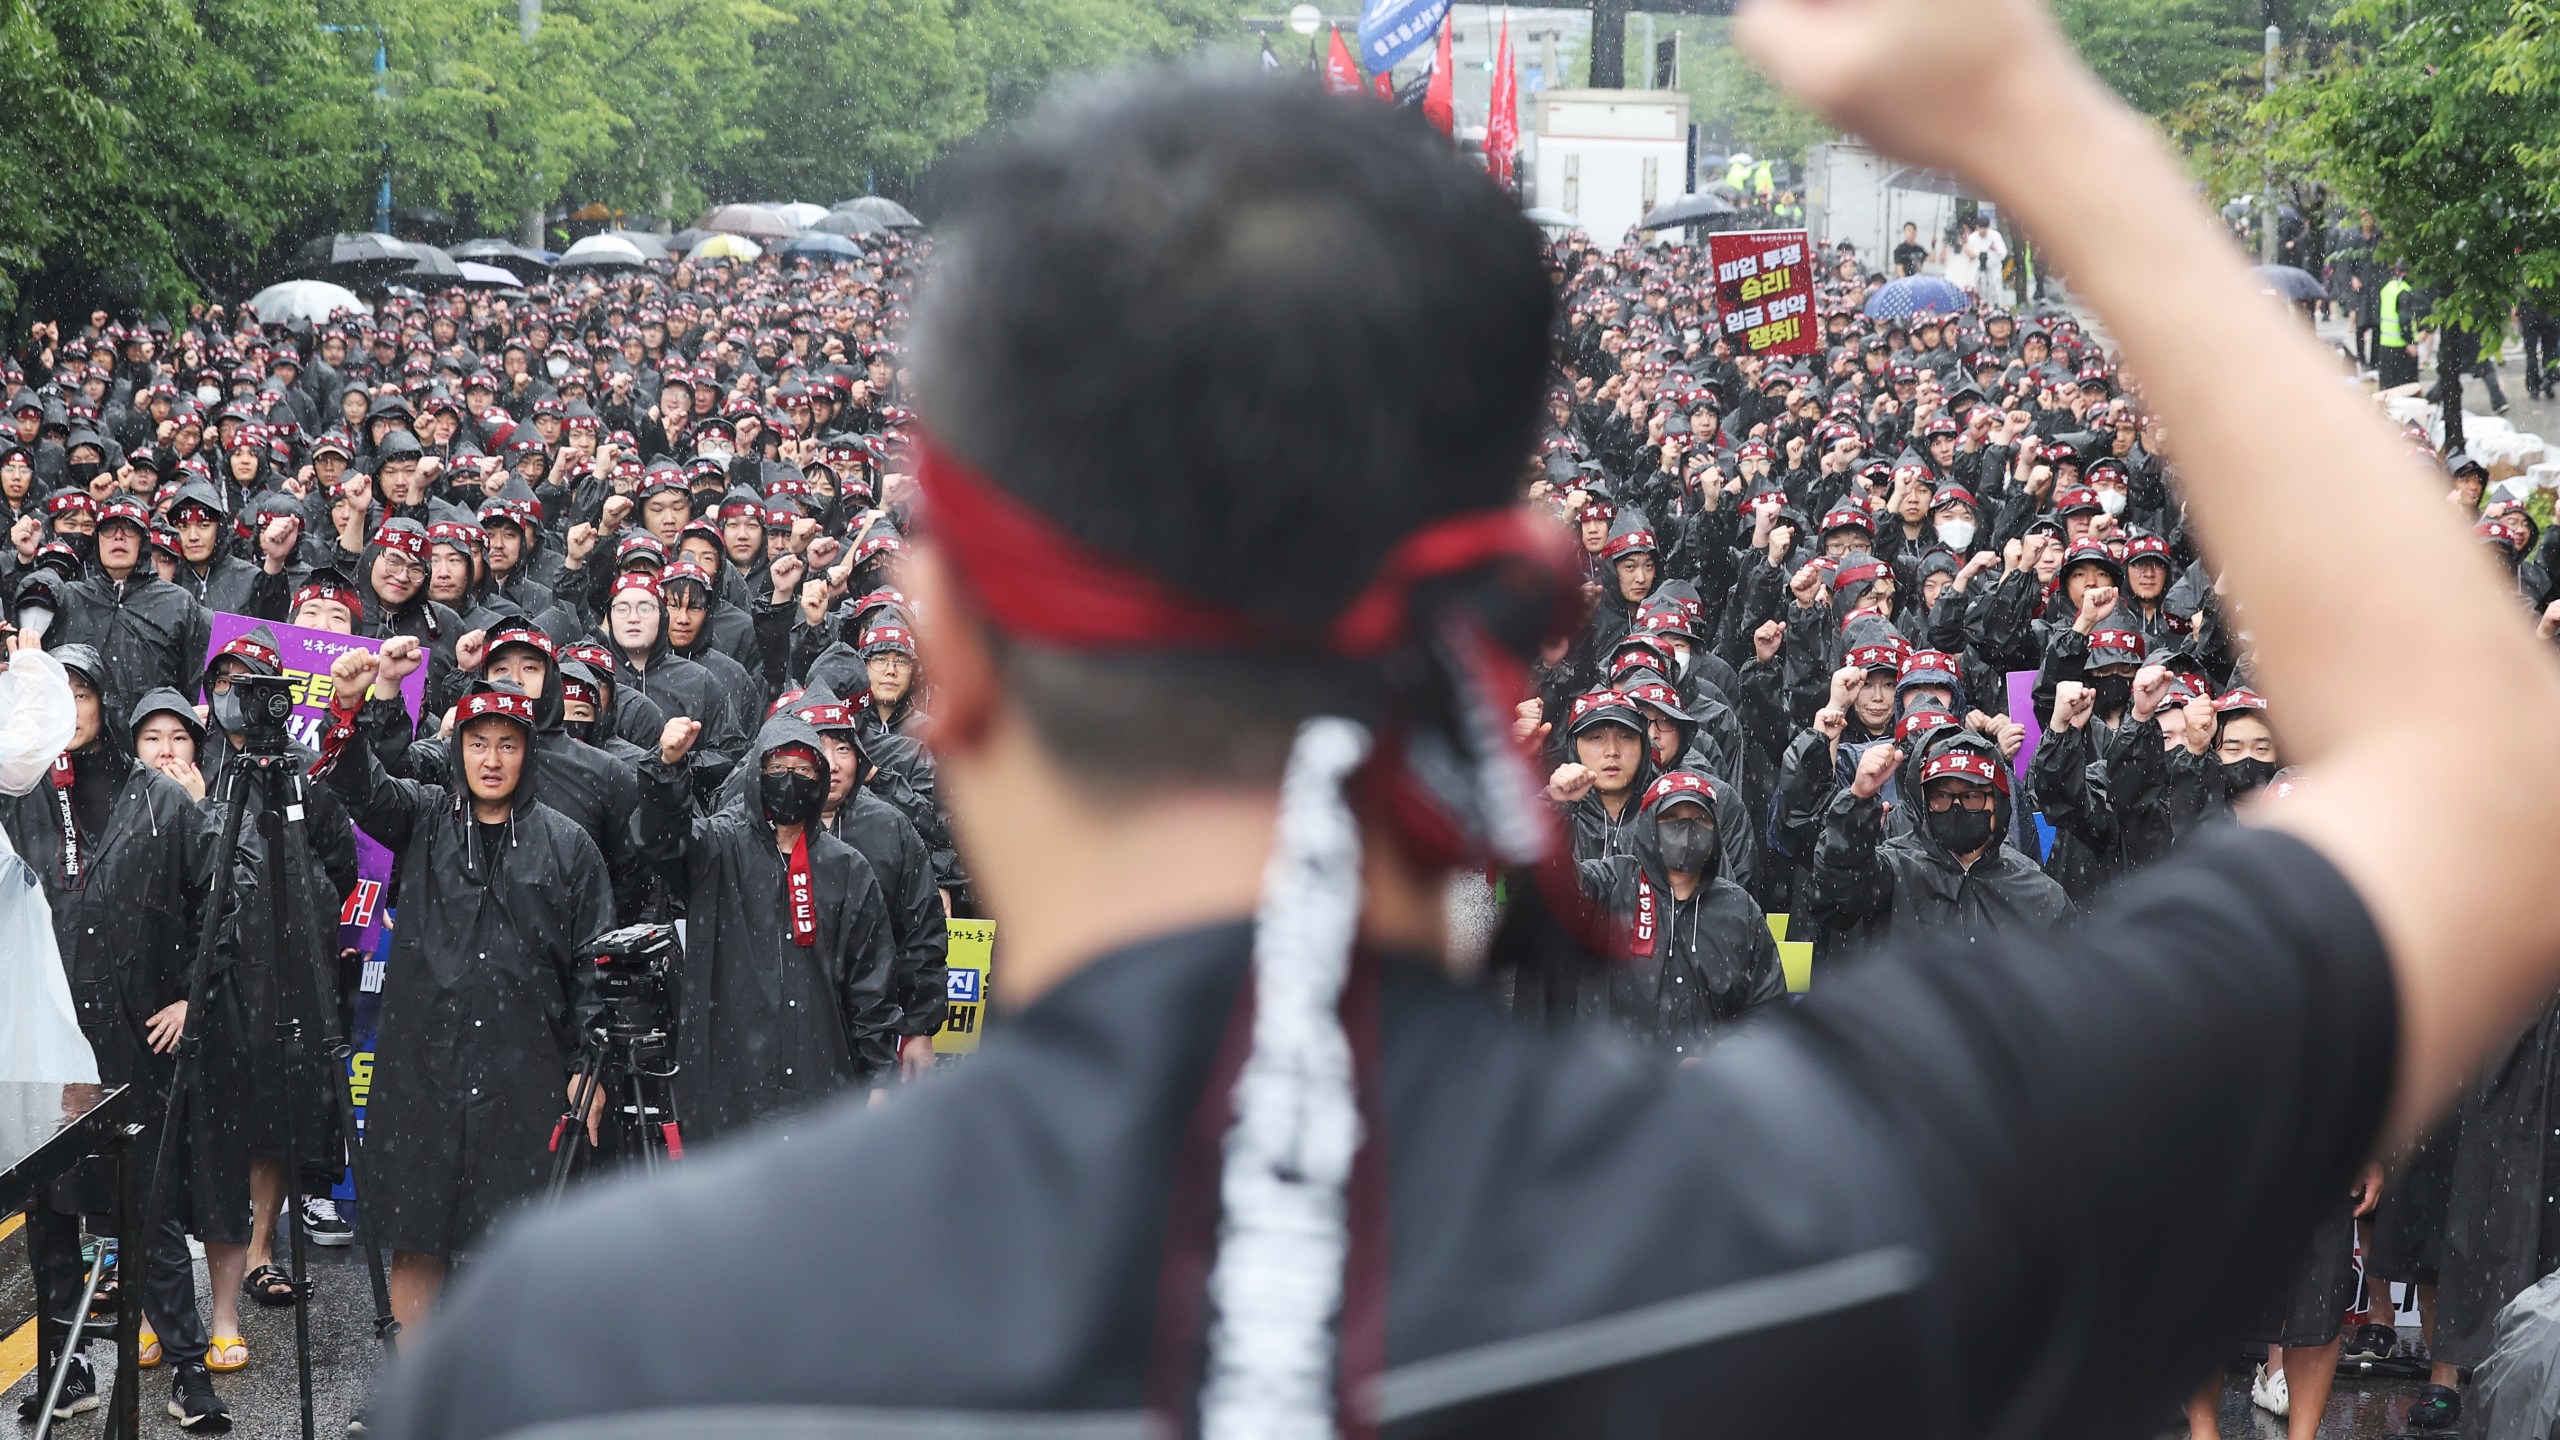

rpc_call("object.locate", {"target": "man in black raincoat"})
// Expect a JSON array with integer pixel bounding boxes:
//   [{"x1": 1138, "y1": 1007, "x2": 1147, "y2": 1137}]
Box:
[
  {"x1": 1546, "y1": 768, "x2": 1786, "y2": 1055},
  {"x1": 316, "y1": 656, "x2": 613, "y2": 1339},
  {"x1": 56, "y1": 496, "x2": 209, "y2": 712},
  {"x1": 596, "y1": 569, "x2": 745, "y2": 793},
  {"x1": 163, "y1": 480, "x2": 292, "y2": 617},
  {"x1": 1809, "y1": 732, "x2": 2070, "y2": 948},
  {"x1": 639, "y1": 712, "x2": 899, "y2": 1140},
  {"x1": 2, "y1": 645, "x2": 232, "y2": 1429}
]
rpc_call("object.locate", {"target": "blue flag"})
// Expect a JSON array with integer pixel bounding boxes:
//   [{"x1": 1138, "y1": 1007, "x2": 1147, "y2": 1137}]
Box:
[{"x1": 1357, "y1": 0, "x2": 1451, "y2": 74}]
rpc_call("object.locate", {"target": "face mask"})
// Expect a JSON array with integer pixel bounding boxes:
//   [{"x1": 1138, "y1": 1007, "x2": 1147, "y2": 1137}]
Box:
[
  {"x1": 759, "y1": 767, "x2": 825, "y2": 826},
  {"x1": 698, "y1": 443, "x2": 732, "y2": 465},
  {"x1": 2096, "y1": 488, "x2": 2127, "y2": 517},
  {"x1": 1670, "y1": 646, "x2": 1691, "y2": 677},
  {"x1": 1936, "y1": 518, "x2": 1975, "y2": 551},
  {"x1": 547, "y1": 357, "x2": 571, "y2": 379},
  {"x1": 195, "y1": 386, "x2": 221, "y2": 406},
  {"x1": 2221, "y1": 757, "x2": 2278, "y2": 799},
  {"x1": 66, "y1": 461, "x2": 102, "y2": 488},
  {"x1": 1656, "y1": 817, "x2": 1719, "y2": 878},
  {"x1": 2092, "y1": 674, "x2": 2134, "y2": 714},
  {"x1": 561, "y1": 718, "x2": 596, "y2": 745},
  {"x1": 1926, "y1": 802, "x2": 1997, "y2": 855}
]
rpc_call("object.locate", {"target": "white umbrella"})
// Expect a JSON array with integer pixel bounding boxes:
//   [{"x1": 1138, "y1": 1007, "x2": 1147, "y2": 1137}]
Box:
[
  {"x1": 832, "y1": 196, "x2": 922, "y2": 230},
  {"x1": 457, "y1": 260, "x2": 523, "y2": 289},
  {"x1": 556, "y1": 234, "x2": 652, "y2": 271},
  {"x1": 773, "y1": 202, "x2": 830, "y2": 230},
  {"x1": 245, "y1": 279, "x2": 372, "y2": 326}
]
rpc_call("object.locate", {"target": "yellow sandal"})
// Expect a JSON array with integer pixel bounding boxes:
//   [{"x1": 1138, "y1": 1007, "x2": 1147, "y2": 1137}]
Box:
[
  {"x1": 206, "y1": 1336, "x2": 248, "y2": 1373},
  {"x1": 137, "y1": 1326, "x2": 162, "y2": 1368}
]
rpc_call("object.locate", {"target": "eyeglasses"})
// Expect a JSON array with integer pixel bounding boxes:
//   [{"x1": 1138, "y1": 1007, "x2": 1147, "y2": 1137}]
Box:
[
  {"x1": 1924, "y1": 788, "x2": 1996, "y2": 813},
  {"x1": 376, "y1": 553, "x2": 424, "y2": 579},
  {"x1": 608, "y1": 600, "x2": 659, "y2": 621}
]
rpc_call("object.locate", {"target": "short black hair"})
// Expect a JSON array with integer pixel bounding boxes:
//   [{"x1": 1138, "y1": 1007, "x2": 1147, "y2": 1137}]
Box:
[{"x1": 915, "y1": 70, "x2": 1552, "y2": 787}]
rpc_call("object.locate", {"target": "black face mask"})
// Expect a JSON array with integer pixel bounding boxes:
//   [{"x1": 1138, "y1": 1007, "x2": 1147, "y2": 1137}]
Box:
[
  {"x1": 2221, "y1": 757, "x2": 2278, "y2": 799},
  {"x1": 2092, "y1": 674, "x2": 2134, "y2": 715},
  {"x1": 65, "y1": 460, "x2": 103, "y2": 489},
  {"x1": 1926, "y1": 802, "x2": 1997, "y2": 856},
  {"x1": 1656, "y1": 816, "x2": 1719, "y2": 879},
  {"x1": 561, "y1": 718, "x2": 596, "y2": 745},
  {"x1": 759, "y1": 767, "x2": 825, "y2": 826}
]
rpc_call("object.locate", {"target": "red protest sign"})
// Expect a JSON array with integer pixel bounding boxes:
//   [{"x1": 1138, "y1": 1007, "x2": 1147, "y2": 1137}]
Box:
[{"x1": 1709, "y1": 229, "x2": 1818, "y2": 357}]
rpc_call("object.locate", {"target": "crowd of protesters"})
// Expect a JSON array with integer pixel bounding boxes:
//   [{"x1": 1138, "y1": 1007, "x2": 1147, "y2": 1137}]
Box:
[
  {"x1": 1511, "y1": 226, "x2": 2560, "y2": 1438},
  {"x1": 0, "y1": 195, "x2": 2550, "y2": 1438}
]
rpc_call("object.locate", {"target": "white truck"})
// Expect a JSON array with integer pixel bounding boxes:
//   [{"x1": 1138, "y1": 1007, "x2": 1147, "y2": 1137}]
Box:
[
  {"x1": 1526, "y1": 89, "x2": 1691, "y2": 246},
  {"x1": 1800, "y1": 139, "x2": 1967, "y2": 277}
]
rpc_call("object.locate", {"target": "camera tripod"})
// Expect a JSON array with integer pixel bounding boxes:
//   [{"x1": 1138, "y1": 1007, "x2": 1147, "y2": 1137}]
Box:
[
  {"x1": 142, "y1": 742, "x2": 399, "y2": 1440},
  {"x1": 547, "y1": 1008, "x2": 686, "y2": 1195}
]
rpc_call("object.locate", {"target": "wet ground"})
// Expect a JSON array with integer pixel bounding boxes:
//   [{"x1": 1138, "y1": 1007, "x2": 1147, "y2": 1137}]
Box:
[{"x1": 2, "y1": 1220, "x2": 383, "y2": 1438}]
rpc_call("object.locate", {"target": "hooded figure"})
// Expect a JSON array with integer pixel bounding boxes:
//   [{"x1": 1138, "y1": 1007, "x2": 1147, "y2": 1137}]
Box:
[
  {"x1": 599, "y1": 570, "x2": 749, "y2": 794},
  {"x1": 320, "y1": 675, "x2": 615, "y2": 1261},
  {"x1": 0, "y1": 645, "x2": 231, "y2": 1394},
  {"x1": 1807, "y1": 733, "x2": 2071, "y2": 950},
  {"x1": 164, "y1": 479, "x2": 285, "y2": 617},
  {"x1": 57, "y1": 497, "x2": 211, "y2": 713},
  {"x1": 637, "y1": 713, "x2": 901, "y2": 1140},
  {"x1": 1551, "y1": 770, "x2": 1787, "y2": 1055},
  {"x1": 353, "y1": 517, "x2": 467, "y2": 717}
]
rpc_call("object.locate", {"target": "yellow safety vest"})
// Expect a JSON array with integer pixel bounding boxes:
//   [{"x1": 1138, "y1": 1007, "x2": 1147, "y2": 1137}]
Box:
[
  {"x1": 1752, "y1": 160, "x2": 1775, "y2": 199},
  {"x1": 1725, "y1": 157, "x2": 1753, "y2": 191},
  {"x1": 2379, "y1": 277, "x2": 2410, "y2": 348}
]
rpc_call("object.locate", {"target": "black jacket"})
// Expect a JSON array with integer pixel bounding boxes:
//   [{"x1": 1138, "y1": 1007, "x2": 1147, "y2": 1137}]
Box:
[
  {"x1": 1808, "y1": 787, "x2": 2071, "y2": 950},
  {"x1": 638, "y1": 716, "x2": 899, "y2": 1140},
  {"x1": 57, "y1": 570, "x2": 209, "y2": 710}
]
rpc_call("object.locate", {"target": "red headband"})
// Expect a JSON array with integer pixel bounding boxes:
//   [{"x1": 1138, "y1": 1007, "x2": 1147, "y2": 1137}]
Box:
[
  {"x1": 914, "y1": 430, "x2": 1572, "y2": 659},
  {"x1": 217, "y1": 633, "x2": 282, "y2": 670},
  {"x1": 294, "y1": 581, "x2": 362, "y2": 617},
  {"x1": 1921, "y1": 749, "x2": 2009, "y2": 792},
  {"x1": 372, "y1": 524, "x2": 428, "y2": 558},
  {"x1": 457, "y1": 689, "x2": 536, "y2": 727}
]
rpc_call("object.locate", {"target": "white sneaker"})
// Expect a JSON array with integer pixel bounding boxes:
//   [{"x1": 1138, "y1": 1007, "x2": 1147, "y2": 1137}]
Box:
[{"x1": 2251, "y1": 1362, "x2": 2291, "y2": 1418}]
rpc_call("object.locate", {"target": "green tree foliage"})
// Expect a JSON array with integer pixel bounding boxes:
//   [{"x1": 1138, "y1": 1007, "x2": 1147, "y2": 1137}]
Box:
[{"x1": 0, "y1": 0, "x2": 1241, "y2": 322}]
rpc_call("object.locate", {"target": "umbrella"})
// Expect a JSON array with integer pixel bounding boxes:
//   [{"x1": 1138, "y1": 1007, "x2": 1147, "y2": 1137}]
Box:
[
  {"x1": 809, "y1": 210, "x2": 889, "y2": 239},
  {"x1": 697, "y1": 203, "x2": 796, "y2": 240},
  {"x1": 452, "y1": 238, "x2": 553, "y2": 271},
  {"x1": 667, "y1": 228, "x2": 716, "y2": 253},
  {"x1": 781, "y1": 232, "x2": 867, "y2": 261},
  {"x1": 832, "y1": 196, "x2": 922, "y2": 230},
  {"x1": 2253, "y1": 264, "x2": 2327, "y2": 302},
  {"x1": 555, "y1": 234, "x2": 652, "y2": 271},
  {"x1": 244, "y1": 279, "x2": 371, "y2": 326},
  {"x1": 457, "y1": 260, "x2": 523, "y2": 289},
  {"x1": 1864, "y1": 275, "x2": 1974, "y2": 319},
  {"x1": 299, "y1": 232, "x2": 421, "y2": 277},
  {"x1": 690, "y1": 233, "x2": 763, "y2": 261},
  {"x1": 1704, "y1": 180, "x2": 1748, "y2": 203},
  {"x1": 1639, "y1": 192, "x2": 1740, "y2": 230},
  {"x1": 602, "y1": 228, "x2": 672, "y2": 260},
  {"x1": 773, "y1": 202, "x2": 830, "y2": 230},
  {"x1": 398, "y1": 243, "x2": 463, "y2": 283},
  {"x1": 1882, "y1": 164, "x2": 1988, "y2": 201},
  {"x1": 1522, "y1": 207, "x2": 1583, "y2": 230}
]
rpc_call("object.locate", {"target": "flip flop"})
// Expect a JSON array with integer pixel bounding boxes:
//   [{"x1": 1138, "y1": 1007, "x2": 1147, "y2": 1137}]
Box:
[
  {"x1": 206, "y1": 1336, "x2": 248, "y2": 1373},
  {"x1": 137, "y1": 1326, "x2": 162, "y2": 1369}
]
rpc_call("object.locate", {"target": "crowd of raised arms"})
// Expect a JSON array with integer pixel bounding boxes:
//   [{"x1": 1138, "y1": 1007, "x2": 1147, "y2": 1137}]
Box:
[{"x1": 0, "y1": 180, "x2": 2541, "y2": 1435}]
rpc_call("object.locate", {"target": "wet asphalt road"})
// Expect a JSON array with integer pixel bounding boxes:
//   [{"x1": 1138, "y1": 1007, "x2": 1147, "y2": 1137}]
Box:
[{"x1": 4, "y1": 1226, "x2": 383, "y2": 1439}]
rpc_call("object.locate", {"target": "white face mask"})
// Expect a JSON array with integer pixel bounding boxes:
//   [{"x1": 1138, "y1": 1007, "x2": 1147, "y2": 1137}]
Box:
[
  {"x1": 1937, "y1": 518, "x2": 1976, "y2": 551},
  {"x1": 2097, "y1": 488, "x2": 2127, "y2": 517},
  {"x1": 698, "y1": 443, "x2": 732, "y2": 465},
  {"x1": 195, "y1": 386, "x2": 221, "y2": 406},
  {"x1": 546, "y1": 357, "x2": 572, "y2": 379}
]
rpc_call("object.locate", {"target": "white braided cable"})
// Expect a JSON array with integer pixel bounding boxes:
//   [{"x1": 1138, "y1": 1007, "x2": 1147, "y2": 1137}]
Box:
[{"x1": 1198, "y1": 716, "x2": 1374, "y2": 1440}]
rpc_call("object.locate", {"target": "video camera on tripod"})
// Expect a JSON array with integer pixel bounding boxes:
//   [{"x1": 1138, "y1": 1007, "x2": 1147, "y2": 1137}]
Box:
[
  {"x1": 216, "y1": 670, "x2": 298, "y2": 757},
  {"x1": 549, "y1": 923, "x2": 687, "y2": 1193}
]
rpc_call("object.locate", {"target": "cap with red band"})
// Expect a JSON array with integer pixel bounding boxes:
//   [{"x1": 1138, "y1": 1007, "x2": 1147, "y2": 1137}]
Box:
[
  {"x1": 293, "y1": 579, "x2": 363, "y2": 617},
  {"x1": 1920, "y1": 748, "x2": 2009, "y2": 792},
  {"x1": 456, "y1": 688, "x2": 537, "y2": 729},
  {"x1": 611, "y1": 570, "x2": 663, "y2": 603},
  {"x1": 1641, "y1": 770, "x2": 1715, "y2": 811},
  {"x1": 372, "y1": 522, "x2": 429, "y2": 558}
]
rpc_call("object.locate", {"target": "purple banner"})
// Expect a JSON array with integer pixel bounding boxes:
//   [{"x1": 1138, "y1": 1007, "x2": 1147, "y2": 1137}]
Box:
[
  {"x1": 2004, "y1": 670, "x2": 2042, "y2": 785},
  {"x1": 203, "y1": 612, "x2": 424, "y2": 1181}
]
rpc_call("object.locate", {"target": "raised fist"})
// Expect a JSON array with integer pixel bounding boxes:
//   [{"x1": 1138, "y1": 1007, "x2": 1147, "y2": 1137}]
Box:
[
  {"x1": 1849, "y1": 744, "x2": 1903, "y2": 799},
  {"x1": 599, "y1": 495, "x2": 634, "y2": 532},
  {"x1": 376, "y1": 635, "x2": 425, "y2": 686},
  {"x1": 659, "y1": 716, "x2": 703, "y2": 766},
  {"x1": 2052, "y1": 680, "x2": 2094, "y2": 730},
  {"x1": 1753, "y1": 620, "x2": 1787, "y2": 663},
  {"x1": 454, "y1": 629, "x2": 488, "y2": 673},
  {"x1": 1545, "y1": 762, "x2": 1597, "y2": 805},
  {"x1": 564, "y1": 522, "x2": 599, "y2": 564},
  {"x1": 768, "y1": 552, "x2": 806, "y2": 604}
]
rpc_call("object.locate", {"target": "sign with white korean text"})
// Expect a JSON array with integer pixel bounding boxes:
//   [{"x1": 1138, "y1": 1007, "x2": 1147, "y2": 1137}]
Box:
[
  {"x1": 1709, "y1": 229, "x2": 1819, "y2": 357},
  {"x1": 935, "y1": 919, "x2": 994, "y2": 1056}
]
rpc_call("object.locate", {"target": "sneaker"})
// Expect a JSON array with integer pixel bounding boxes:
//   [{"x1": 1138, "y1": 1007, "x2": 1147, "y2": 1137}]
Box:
[
  {"x1": 2250, "y1": 1361, "x2": 2291, "y2": 1418},
  {"x1": 2344, "y1": 1322, "x2": 2400, "y2": 1362},
  {"x1": 17, "y1": 1354, "x2": 100, "y2": 1422},
  {"x1": 301, "y1": 1195, "x2": 355, "y2": 1248},
  {"x1": 2409, "y1": 1383, "x2": 2461, "y2": 1431},
  {"x1": 167, "y1": 1363, "x2": 232, "y2": 1433}
]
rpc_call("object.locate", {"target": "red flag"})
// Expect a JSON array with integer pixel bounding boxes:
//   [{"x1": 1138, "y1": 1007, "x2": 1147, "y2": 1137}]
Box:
[
  {"x1": 1324, "y1": 26, "x2": 1364, "y2": 96},
  {"x1": 1373, "y1": 70, "x2": 1394, "y2": 101},
  {"x1": 1422, "y1": 15, "x2": 1455, "y2": 135},
  {"x1": 1485, "y1": 12, "x2": 1518, "y2": 189}
]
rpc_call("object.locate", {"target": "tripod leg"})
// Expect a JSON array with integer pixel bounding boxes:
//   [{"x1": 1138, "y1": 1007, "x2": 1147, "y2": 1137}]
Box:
[
  {"x1": 256, "y1": 792, "x2": 319, "y2": 1440},
  {"x1": 547, "y1": 1041, "x2": 609, "y2": 1198},
  {"x1": 141, "y1": 761, "x2": 254, "y2": 1270}
]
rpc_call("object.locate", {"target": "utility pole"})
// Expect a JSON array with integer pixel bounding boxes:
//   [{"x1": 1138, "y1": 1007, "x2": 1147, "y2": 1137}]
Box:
[
  {"x1": 2260, "y1": 24, "x2": 2280, "y2": 265},
  {"x1": 522, "y1": 0, "x2": 545, "y2": 250},
  {"x1": 372, "y1": 41, "x2": 390, "y2": 235}
]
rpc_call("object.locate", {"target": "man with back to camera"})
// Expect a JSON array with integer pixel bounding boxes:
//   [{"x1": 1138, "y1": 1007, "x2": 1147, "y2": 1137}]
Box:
[{"x1": 378, "y1": 0, "x2": 2560, "y2": 1435}]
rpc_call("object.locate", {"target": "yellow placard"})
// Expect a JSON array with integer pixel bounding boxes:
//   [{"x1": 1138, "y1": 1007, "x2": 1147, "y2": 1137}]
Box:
[
  {"x1": 934, "y1": 920, "x2": 995, "y2": 1055},
  {"x1": 1767, "y1": 913, "x2": 1815, "y2": 995}
]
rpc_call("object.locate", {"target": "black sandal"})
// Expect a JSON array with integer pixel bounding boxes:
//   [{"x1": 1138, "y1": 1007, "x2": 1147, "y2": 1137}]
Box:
[{"x1": 245, "y1": 1265, "x2": 299, "y2": 1307}]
